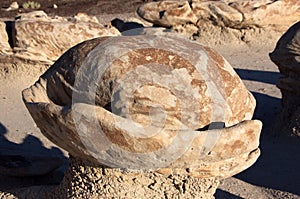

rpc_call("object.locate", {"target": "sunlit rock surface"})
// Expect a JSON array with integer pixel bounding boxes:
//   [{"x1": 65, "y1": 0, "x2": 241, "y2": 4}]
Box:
[
  {"x1": 137, "y1": 0, "x2": 300, "y2": 31},
  {"x1": 13, "y1": 11, "x2": 120, "y2": 64}
]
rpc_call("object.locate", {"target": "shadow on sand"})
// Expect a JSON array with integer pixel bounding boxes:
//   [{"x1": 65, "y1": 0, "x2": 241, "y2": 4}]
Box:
[
  {"x1": 235, "y1": 128, "x2": 300, "y2": 195},
  {"x1": 0, "y1": 122, "x2": 68, "y2": 197},
  {"x1": 215, "y1": 189, "x2": 243, "y2": 199},
  {"x1": 235, "y1": 68, "x2": 281, "y2": 85},
  {"x1": 233, "y1": 69, "x2": 300, "y2": 196}
]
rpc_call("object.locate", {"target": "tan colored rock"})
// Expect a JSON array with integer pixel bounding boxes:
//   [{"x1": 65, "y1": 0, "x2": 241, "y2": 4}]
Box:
[
  {"x1": 51, "y1": 156, "x2": 220, "y2": 199},
  {"x1": 1, "y1": 1, "x2": 19, "y2": 11},
  {"x1": 74, "y1": 12, "x2": 99, "y2": 24},
  {"x1": 0, "y1": 21, "x2": 12, "y2": 55},
  {"x1": 192, "y1": 1, "x2": 243, "y2": 28},
  {"x1": 270, "y1": 21, "x2": 300, "y2": 136},
  {"x1": 13, "y1": 11, "x2": 120, "y2": 64},
  {"x1": 15, "y1": 10, "x2": 49, "y2": 20},
  {"x1": 23, "y1": 34, "x2": 261, "y2": 181},
  {"x1": 231, "y1": 0, "x2": 300, "y2": 31},
  {"x1": 137, "y1": 1, "x2": 198, "y2": 27},
  {"x1": 137, "y1": 0, "x2": 300, "y2": 31}
]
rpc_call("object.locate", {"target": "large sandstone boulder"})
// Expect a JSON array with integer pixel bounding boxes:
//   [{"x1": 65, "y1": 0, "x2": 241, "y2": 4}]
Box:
[
  {"x1": 0, "y1": 21, "x2": 12, "y2": 55},
  {"x1": 137, "y1": 0, "x2": 300, "y2": 31},
  {"x1": 13, "y1": 11, "x2": 120, "y2": 64},
  {"x1": 270, "y1": 21, "x2": 300, "y2": 136},
  {"x1": 23, "y1": 34, "x2": 261, "y2": 197}
]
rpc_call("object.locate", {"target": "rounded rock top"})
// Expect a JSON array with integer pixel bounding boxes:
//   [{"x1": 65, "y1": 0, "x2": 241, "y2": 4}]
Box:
[{"x1": 23, "y1": 32, "x2": 261, "y2": 178}]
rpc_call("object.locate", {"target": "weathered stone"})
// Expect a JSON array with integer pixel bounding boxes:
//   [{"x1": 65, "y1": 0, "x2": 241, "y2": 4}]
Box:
[
  {"x1": 1, "y1": 1, "x2": 19, "y2": 11},
  {"x1": 51, "y1": 156, "x2": 220, "y2": 199},
  {"x1": 192, "y1": 1, "x2": 244, "y2": 28},
  {"x1": 137, "y1": 0, "x2": 300, "y2": 31},
  {"x1": 13, "y1": 11, "x2": 120, "y2": 64},
  {"x1": 0, "y1": 21, "x2": 12, "y2": 56},
  {"x1": 23, "y1": 34, "x2": 261, "y2": 181},
  {"x1": 270, "y1": 22, "x2": 300, "y2": 78},
  {"x1": 230, "y1": 0, "x2": 300, "y2": 31},
  {"x1": 74, "y1": 12, "x2": 100, "y2": 24},
  {"x1": 270, "y1": 21, "x2": 300, "y2": 136},
  {"x1": 137, "y1": 1, "x2": 198, "y2": 27}
]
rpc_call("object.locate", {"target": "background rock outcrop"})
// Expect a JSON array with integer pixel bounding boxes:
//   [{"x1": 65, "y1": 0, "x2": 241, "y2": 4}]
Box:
[
  {"x1": 12, "y1": 11, "x2": 119, "y2": 64},
  {"x1": 138, "y1": 0, "x2": 300, "y2": 31},
  {"x1": 22, "y1": 33, "x2": 262, "y2": 197},
  {"x1": 0, "y1": 21, "x2": 12, "y2": 55},
  {"x1": 137, "y1": 0, "x2": 300, "y2": 41},
  {"x1": 270, "y1": 21, "x2": 300, "y2": 136}
]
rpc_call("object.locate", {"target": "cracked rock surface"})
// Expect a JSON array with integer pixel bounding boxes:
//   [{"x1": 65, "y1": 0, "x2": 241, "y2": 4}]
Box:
[
  {"x1": 51, "y1": 156, "x2": 220, "y2": 199},
  {"x1": 137, "y1": 0, "x2": 300, "y2": 31},
  {"x1": 22, "y1": 34, "x2": 261, "y2": 179}
]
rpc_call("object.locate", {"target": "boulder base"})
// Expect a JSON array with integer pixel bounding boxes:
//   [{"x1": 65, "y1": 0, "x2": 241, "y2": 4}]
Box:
[{"x1": 52, "y1": 156, "x2": 219, "y2": 199}]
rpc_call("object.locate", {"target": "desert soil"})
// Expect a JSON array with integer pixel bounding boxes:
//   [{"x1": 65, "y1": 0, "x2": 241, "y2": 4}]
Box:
[{"x1": 0, "y1": 0, "x2": 299, "y2": 199}]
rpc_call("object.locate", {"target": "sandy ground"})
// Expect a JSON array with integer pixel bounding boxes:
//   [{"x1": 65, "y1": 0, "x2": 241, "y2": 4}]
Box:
[
  {"x1": 214, "y1": 44, "x2": 300, "y2": 199},
  {"x1": 0, "y1": 12, "x2": 299, "y2": 199}
]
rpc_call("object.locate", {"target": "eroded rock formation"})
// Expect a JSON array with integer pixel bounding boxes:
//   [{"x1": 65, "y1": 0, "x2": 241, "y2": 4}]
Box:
[
  {"x1": 0, "y1": 21, "x2": 12, "y2": 55},
  {"x1": 138, "y1": 0, "x2": 300, "y2": 30},
  {"x1": 137, "y1": 0, "x2": 300, "y2": 37},
  {"x1": 270, "y1": 21, "x2": 300, "y2": 136},
  {"x1": 23, "y1": 34, "x2": 262, "y2": 197},
  {"x1": 12, "y1": 11, "x2": 120, "y2": 64},
  {"x1": 51, "y1": 156, "x2": 219, "y2": 198}
]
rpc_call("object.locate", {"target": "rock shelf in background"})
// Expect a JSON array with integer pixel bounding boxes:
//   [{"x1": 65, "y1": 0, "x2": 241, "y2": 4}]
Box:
[
  {"x1": 137, "y1": 0, "x2": 300, "y2": 36},
  {"x1": 134, "y1": 0, "x2": 295, "y2": 46},
  {"x1": 0, "y1": 11, "x2": 120, "y2": 64},
  {"x1": 13, "y1": 11, "x2": 119, "y2": 64},
  {"x1": 1, "y1": 1, "x2": 298, "y2": 64},
  {"x1": 51, "y1": 156, "x2": 220, "y2": 198}
]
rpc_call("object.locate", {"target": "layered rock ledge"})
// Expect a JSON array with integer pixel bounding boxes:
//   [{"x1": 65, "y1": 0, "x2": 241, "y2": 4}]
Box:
[
  {"x1": 136, "y1": 0, "x2": 299, "y2": 44},
  {"x1": 270, "y1": 21, "x2": 300, "y2": 136},
  {"x1": 137, "y1": 0, "x2": 300, "y2": 31},
  {"x1": 0, "y1": 11, "x2": 120, "y2": 64}
]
